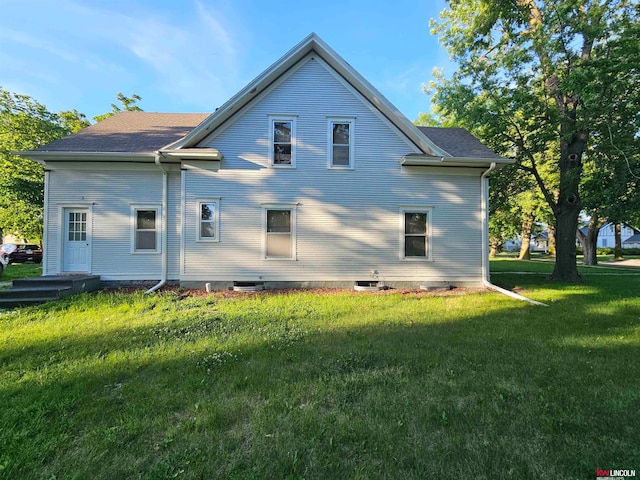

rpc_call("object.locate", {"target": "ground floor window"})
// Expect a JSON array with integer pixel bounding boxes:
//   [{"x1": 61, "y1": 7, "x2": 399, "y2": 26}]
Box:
[
  {"x1": 400, "y1": 207, "x2": 432, "y2": 260},
  {"x1": 197, "y1": 198, "x2": 220, "y2": 242},
  {"x1": 263, "y1": 204, "x2": 297, "y2": 260},
  {"x1": 132, "y1": 206, "x2": 160, "y2": 253}
]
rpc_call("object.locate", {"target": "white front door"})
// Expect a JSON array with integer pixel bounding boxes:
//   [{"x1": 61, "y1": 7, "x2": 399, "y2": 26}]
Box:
[{"x1": 63, "y1": 208, "x2": 90, "y2": 272}]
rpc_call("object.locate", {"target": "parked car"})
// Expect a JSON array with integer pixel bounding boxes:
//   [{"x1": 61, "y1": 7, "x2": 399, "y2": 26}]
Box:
[
  {"x1": 0, "y1": 253, "x2": 6, "y2": 275},
  {"x1": 0, "y1": 243, "x2": 43, "y2": 264}
]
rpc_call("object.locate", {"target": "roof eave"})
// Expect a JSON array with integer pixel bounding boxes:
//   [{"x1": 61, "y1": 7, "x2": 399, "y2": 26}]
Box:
[
  {"x1": 400, "y1": 155, "x2": 514, "y2": 168},
  {"x1": 15, "y1": 150, "x2": 157, "y2": 164},
  {"x1": 158, "y1": 148, "x2": 223, "y2": 161}
]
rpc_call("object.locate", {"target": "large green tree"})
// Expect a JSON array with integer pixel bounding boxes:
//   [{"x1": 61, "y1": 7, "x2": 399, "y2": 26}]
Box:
[
  {"x1": 429, "y1": 0, "x2": 640, "y2": 281},
  {"x1": 1, "y1": 91, "x2": 143, "y2": 242},
  {"x1": 0, "y1": 89, "x2": 83, "y2": 242}
]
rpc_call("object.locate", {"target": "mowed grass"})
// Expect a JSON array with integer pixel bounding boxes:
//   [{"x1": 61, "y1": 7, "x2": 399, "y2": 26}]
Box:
[
  {"x1": 1, "y1": 262, "x2": 42, "y2": 282},
  {"x1": 1, "y1": 264, "x2": 639, "y2": 479}
]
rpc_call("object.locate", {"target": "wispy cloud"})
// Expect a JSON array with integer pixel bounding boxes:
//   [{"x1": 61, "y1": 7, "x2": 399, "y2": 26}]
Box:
[{"x1": 1, "y1": 0, "x2": 245, "y2": 114}]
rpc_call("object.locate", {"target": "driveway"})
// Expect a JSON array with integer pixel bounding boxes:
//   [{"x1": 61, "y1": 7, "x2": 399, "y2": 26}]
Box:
[{"x1": 599, "y1": 259, "x2": 640, "y2": 267}]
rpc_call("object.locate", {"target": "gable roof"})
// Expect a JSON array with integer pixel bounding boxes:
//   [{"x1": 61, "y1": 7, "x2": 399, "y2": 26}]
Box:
[
  {"x1": 166, "y1": 33, "x2": 493, "y2": 161},
  {"x1": 33, "y1": 112, "x2": 208, "y2": 153},
  {"x1": 17, "y1": 34, "x2": 511, "y2": 168}
]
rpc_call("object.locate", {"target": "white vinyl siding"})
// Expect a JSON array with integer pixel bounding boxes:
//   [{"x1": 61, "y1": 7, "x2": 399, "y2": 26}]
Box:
[
  {"x1": 44, "y1": 166, "x2": 179, "y2": 280},
  {"x1": 185, "y1": 56, "x2": 484, "y2": 284}
]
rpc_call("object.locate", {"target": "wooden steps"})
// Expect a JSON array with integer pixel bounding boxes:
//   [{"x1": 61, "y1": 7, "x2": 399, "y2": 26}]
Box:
[{"x1": 0, "y1": 275, "x2": 101, "y2": 308}]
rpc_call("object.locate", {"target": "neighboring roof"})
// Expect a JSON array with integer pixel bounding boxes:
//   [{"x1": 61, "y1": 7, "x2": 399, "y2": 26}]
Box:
[
  {"x1": 623, "y1": 233, "x2": 640, "y2": 244},
  {"x1": 33, "y1": 112, "x2": 209, "y2": 153},
  {"x1": 416, "y1": 127, "x2": 504, "y2": 160}
]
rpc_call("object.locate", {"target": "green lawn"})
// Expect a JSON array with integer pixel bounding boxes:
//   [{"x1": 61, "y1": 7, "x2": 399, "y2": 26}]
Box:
[
  {"x1": 1, "y1": 262, "x2": 639, "y2": 479},
  {"x1": 0, "y1": 262, "x2": 42, "y2": 283}
]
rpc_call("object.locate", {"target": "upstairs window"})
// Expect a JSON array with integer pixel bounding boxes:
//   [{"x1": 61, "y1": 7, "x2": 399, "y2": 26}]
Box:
[
  {"x1": 328, "y1": 117, "x2": 355, "y2": 169},
  {"x1": 269, "y1": 116, "x2": 296, "y2": 167}
]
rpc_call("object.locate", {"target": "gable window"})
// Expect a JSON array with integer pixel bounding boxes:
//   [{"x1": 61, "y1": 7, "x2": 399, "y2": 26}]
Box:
[
  {"x1": 400, "y1": 207, "x2": 432, "y2": 260},
  {"x1": 132, "y1": 206, "x2": 160, "y2": 253},
  {"x1": 269, "y1": 116, "x2": 297, "y2": 167},
  {"x1": 197, "y1": 198, "x2": 220, "y2": 242},
  {"x1": 263, "y1": 204, "x2": 297, "y2": 260},
  {"x1": 328, "y1": 117, "x2": 355, "y2": 169}
]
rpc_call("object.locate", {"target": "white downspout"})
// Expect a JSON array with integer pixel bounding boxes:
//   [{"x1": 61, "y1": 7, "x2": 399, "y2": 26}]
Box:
[
  {"x1": 481, "y1": 162, "x2": 548, "y2": 306},
  {"x1": 146, "y1": 152, "x2": 169, "y2": 294}
]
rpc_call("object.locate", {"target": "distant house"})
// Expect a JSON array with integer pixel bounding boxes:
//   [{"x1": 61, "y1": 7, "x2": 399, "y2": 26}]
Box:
[
  {"x1": 623, "y1": 233, "x2": 640, "y2": 248},
  {"x1": 17, "y1": 34, "x2": 512, "y2": 289},
  {"x1": 530, "y1": 231, "x2": 549, "y2": 253},
  {"x1": 578, "y1": 222, "x2": 638, "y2": 248},
  {"x1": 503, "y1": 231, "x2": 548, "y2": 253}
]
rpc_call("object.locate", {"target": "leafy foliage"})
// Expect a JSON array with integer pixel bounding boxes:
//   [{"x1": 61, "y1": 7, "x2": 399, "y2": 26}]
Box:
[
  {"x1": 93, "y1": 92, "x2": 142, "y2": 123},
  {"x1": 427, "y1": 0, "x2": 640, "y2": 281},
  {"x1": 0, "y1": 89, "x2": 77, "y2": 242},
  {"x1": 0, "y1": 90, "x2": 143, "y2": 242}
]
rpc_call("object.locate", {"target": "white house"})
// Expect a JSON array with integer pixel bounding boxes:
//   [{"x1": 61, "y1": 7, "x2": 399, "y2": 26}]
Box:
[
  {"x1": 578, "y1": 222, "x2": 638, "y2": 248},
  {"x1": 18, "y1": 34, "x2": 512, "y2": 289}
]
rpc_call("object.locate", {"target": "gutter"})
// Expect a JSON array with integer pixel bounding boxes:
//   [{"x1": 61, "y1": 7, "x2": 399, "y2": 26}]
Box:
[
  {"x1": 480, "y1": 162, "x2": 548, "y2": 306},
  {"x1": 146, "y1": 151, "x2": 169, "y2": 294}
]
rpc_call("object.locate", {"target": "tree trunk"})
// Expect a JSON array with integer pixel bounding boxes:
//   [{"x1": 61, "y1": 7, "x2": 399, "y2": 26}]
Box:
[
  {"x1": 550, "y1": 127, "x2": 586, "y2": 282},
  {"x1": 547, "y1": 225, "x2": 556, "y2": 257},
  {"x1": 518, "y1": 212, "x2": 533, "y2": 260},
  {"x1": 614, "y1": 223, "x2": 623, "y2": 259},
  {"x1": 489, "y1": 237, "x2": 502, "y2": 258},
  {"x1": 581, "y1": 218, "x2": 601, "y2": 265}
]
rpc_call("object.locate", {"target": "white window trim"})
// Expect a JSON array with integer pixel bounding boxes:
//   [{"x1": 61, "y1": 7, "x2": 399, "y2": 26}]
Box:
[
  {"x1": 196, "y1": 197, "x2": 221, "y2": 242},
  {"x1": 399, "y1": 206, "x2": 433, "y2": 261},
  {"x1": 327, "y1": 116, "x2": 355, "y2": 170},
  {"x1": 269, "y1": 115, "x2": 297, "y2": 168},
  {"x1": 262, "y1": 203, "x2": 298, "y2": 260},
  {"x1": 131, "y1": 205, "x2": 161, "y2": 254}
]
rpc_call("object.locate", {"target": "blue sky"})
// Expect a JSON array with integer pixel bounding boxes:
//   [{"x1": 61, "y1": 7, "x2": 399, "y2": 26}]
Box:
[{"x1": 2, "y1": 0, "x2": 454, "y2": 122}]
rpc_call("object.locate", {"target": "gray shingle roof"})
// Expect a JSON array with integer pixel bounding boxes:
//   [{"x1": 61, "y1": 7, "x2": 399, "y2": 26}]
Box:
[
  {"x1": 36, "y1": 111, "x2": 209, "y2": 153},
  {"x1": 32, "y1": 112, "x2": 502, "y2": 160},
  {"x1": 417, "y1": 127, "x2": 504, "y2": 159},
  {"x1": 623, "y1": 233, "x2": 640, "y2": 244}
]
